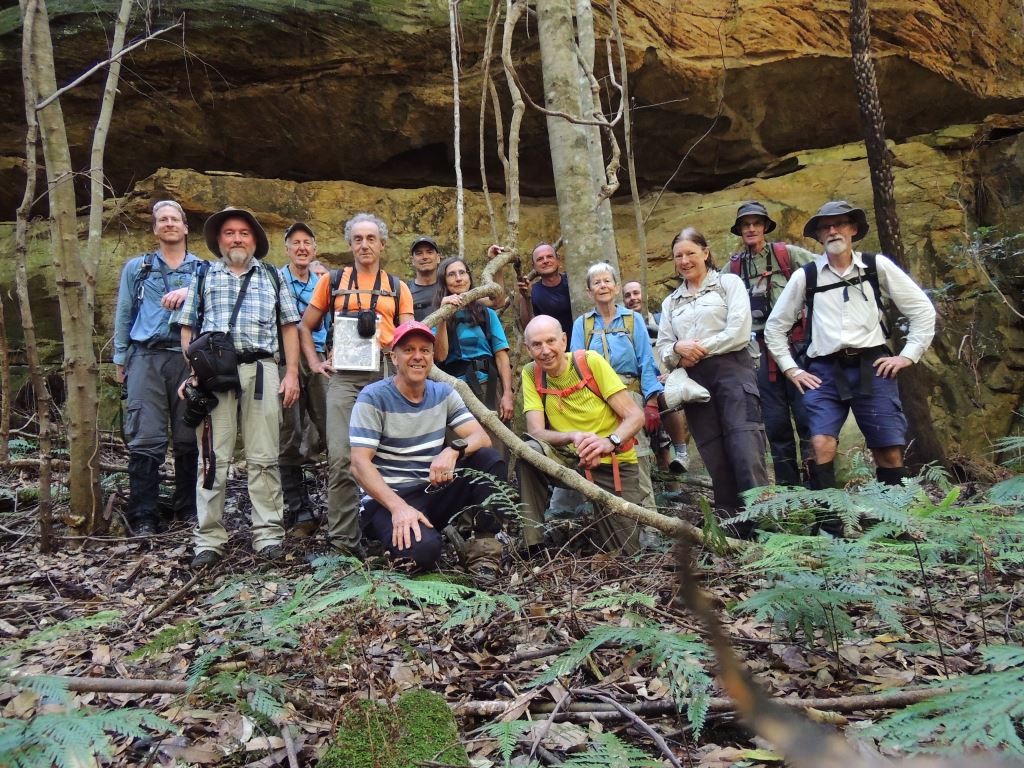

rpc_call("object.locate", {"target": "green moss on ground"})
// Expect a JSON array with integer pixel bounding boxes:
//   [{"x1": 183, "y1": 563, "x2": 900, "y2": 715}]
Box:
[{"x1": 319, "y1": 688, "x2": 469, "y2": 768}]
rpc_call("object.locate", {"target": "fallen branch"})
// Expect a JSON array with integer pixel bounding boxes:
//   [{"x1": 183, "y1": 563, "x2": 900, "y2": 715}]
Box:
[
  {"x1": 1, "y1": 458, "x2": 127, "y2": 474},
  {"x1": 575, "y1": 687, "x2": 683, "y2": 768},
  {"x1": 136, "y1": 569, "x2": 205, "y2": 628},
  {"x1": 455, "y1": 686, "x2": 950, "y2": 719}
]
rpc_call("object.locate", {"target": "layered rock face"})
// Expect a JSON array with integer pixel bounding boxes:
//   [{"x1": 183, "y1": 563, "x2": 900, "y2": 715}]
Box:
[{"x1": 0, "y1": 0, "x2": 1022, "y2": 214}]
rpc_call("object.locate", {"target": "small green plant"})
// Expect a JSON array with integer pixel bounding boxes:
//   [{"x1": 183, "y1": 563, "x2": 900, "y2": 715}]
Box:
[
  {"x1": 480, "y1": 719, "x2": 535, "y2": 768},
  {"x1": 561, "y1": 731, "x2": 660, "y2": 767},
  {"x1": 529, "y1": 623, "x2": 712, "y2": 733},
  {"x1": 866, "y1": 644, "x2": 1024, "y2": 757}
]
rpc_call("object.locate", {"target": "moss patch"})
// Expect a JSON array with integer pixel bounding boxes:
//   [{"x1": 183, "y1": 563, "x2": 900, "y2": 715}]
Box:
[{"x1": 319, "y1": 688, "x2": 468, "y2": 768}]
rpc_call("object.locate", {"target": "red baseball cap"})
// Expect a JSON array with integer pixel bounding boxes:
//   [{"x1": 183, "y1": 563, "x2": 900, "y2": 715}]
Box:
[{"x1": 391, "y1": 320, "x2": 436, "y2": 348}]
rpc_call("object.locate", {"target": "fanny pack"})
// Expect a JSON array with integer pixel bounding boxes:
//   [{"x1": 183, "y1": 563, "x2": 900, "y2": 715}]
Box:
[{"x1": 187, "y1": 269, "x2": 254, "y2": 392}]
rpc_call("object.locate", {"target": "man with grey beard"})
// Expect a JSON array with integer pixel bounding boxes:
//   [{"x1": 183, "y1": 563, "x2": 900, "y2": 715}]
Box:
[
  {"x1": 764, "y1": 200, "x2": 935, "y2": 495},
  {"x1": 173, "y1": 207, "x2": 303, "y2": 568}
]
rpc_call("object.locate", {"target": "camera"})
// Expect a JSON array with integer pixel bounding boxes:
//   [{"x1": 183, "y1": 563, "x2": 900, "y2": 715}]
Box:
[
  {"x1": 182, "y1": 383, "x2": 219, "y2": 428},
  {"x1": 356, "y1": 309, "x2": 378, "y2": 338}
]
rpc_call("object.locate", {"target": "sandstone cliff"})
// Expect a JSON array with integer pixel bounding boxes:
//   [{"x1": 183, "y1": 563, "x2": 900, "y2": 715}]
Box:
[{"x1": 1, "y1": 0, "x2": 1022, "y2": 215}]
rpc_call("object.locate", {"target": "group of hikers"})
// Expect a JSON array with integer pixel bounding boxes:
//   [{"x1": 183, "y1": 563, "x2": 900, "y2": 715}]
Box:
[{"x1": 113, "y1": 197, "x2": 935, "y2": 578}]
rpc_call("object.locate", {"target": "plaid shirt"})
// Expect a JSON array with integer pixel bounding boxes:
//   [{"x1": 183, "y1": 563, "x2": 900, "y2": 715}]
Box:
[{"x1": 172, "y1": 260, "x2": 300, "y2": 356}]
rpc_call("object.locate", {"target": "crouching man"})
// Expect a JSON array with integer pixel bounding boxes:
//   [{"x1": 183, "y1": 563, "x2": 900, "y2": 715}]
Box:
[
  {"x1": 349, "y1": 321, "x2": 505, "y2": 582},
  {"x1": 517, "y1": 315, "x2": 646, "y2": 556}
]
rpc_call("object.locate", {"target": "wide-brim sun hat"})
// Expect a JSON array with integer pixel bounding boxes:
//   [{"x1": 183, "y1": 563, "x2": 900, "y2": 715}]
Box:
[
  {"x1": 730, "y1": 201, "x2": 777, "y2": 236},
  {"x1": 802, "y1": 200, "x2": 870, "y2": 242},
  {"x1": 204, "y1": 206, "x2": 270, "y2": 260}
]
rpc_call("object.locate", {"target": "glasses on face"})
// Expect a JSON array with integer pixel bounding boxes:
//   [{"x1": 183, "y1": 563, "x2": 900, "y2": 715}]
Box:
[
  {"x1": 817, "y1": 219, "x2": 853, "y2": 233},
  {"x1": 447, "y1": 269, "x2": 469, "y2": 278}
]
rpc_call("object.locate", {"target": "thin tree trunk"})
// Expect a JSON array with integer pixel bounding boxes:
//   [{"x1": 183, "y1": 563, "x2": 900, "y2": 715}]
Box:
[
  {"x1": 449, "y1": 0, "x2": 466, "y2": 259},
  {"x1": 849, "y1": 0, "x2": 946, "y2": 468},
  {"x1": 536, "y1": 0, "x2": 618, "y2": 318},
  {"x1": 500, "y1": 0, "x2": 527, "y2": 246},
  {"x1": 17, "y1": 0, "x2": 55, "y2": 552}
]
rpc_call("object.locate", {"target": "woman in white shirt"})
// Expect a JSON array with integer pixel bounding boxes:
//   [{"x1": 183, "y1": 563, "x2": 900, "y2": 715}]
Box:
[{"x1": 655, "y1": 228, "x2": 769, "y2": 537}]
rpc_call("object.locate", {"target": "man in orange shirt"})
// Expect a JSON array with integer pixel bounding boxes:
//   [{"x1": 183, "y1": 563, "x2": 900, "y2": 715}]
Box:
[{"x1": 299, "y1": 213, "x2": 414, "y2": 557}]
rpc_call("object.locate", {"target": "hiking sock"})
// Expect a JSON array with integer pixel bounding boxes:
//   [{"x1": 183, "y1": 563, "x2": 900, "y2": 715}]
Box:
[
  {"x1": 876, "y1": 466, "x2": 908, "y2": 486},
  {"x1": 810, "y1": 461, "x2": 842, "y2": 536}
]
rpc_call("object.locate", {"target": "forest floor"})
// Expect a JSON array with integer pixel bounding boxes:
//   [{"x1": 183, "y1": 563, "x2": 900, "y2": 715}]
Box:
[{"x1": 1, "y1": 454, "x2": 1022, "y2": 767}]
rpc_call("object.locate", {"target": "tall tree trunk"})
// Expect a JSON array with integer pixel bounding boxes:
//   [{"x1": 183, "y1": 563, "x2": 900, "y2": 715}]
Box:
[
  {"x1": 16, "y1": 0, "x2": 55, "y2": 552},
  {"x1": 849, "y1": 0, "x2": 946, "y2": 468},
  {"x1": 21, "y1": 0, "x2": 103, "y2": 530},
  {"x1": 537, "y1": 0, "x2": 618, "y2": 318}
]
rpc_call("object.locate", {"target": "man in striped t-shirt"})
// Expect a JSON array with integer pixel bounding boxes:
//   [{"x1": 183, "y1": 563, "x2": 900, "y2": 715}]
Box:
[{"x1": 350, "y1": 321, "x2": 505, "y2": 580}]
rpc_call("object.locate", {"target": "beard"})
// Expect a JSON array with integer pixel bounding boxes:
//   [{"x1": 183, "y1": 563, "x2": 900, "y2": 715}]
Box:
[
  {"x1": 224, "y1": 247, "x2": 253, "y2": 267},
  {"x1": 825, "y1": 239, "x2": 848, "y2": 256}
]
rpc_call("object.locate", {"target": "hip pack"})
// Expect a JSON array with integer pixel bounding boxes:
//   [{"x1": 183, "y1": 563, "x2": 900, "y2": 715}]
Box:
[{"x1": 187, "y1": 268, "x2": 256, "y2": 392}]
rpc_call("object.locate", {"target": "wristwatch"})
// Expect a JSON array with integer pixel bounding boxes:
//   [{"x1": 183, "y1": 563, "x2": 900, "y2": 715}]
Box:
[
  {"x1": 607, "y1": 433, "x2": 622, "y2": 453},
  {"x1": 449, "y1": 438, "x2": 468, "y2": 461}
]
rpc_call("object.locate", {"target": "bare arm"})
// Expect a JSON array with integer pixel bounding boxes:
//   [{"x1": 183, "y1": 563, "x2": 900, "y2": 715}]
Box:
[
  {"x1": 494, "y1": 349, "x2": 514, "y2": 421},
  {"x1": 300, "y1": 305, "x2": 331, "y2": 375},
  {"x1": 525, "y1": 409, "x2": 579, "y2": 448},
  {"x1": 278, "y1": 324, "x2": 301, "y2": 407}
]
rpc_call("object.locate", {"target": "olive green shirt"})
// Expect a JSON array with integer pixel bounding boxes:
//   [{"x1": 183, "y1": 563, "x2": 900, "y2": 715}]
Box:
[{"x1": 731, "y1": 242, "x2": 816, "y2": 333}]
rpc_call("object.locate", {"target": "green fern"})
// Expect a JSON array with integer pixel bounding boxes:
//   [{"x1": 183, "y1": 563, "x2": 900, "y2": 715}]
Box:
[
  {"x1": 480, "y1": 719, "x2": 534, "y2": 767},
  {"x1": 866, "y1": 644, "x2": 1024, "y2": 757},
  {"x1": 441, "y1": 592, "x2": 520, "y2": 629},
  {"x1": 12, "y1": 675, "x2": 71, "y2": 705},
  {"x1": 529, "y1": 623, "x2": 712, "y2": 733},
  {"x1": 186, "y1": 646, "x2": 232, "y2": 691},
  {"x1": 128, "y1": 620, "x2": 200, "y2": 660},
  {"x1": 561, "y1": 731, "x2": 660, "y2": 767},
  {"x1": 0, "y1": 611, "x2": 121, "y2": 657},
  {"x1": 0, "y1": 707, "x2": 172, "y2": 768},
  {"x1": 734, "y1": 532, "x2": 914, "y2": 646},
  {"x1": 579, "y1": 589, "x2": 656, "y2": 612}
]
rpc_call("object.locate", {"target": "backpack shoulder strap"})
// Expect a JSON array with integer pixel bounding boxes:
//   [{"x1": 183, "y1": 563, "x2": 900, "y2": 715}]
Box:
[
  {"x1": 388, "y1": 272, "x2": 401, "y2": 325},
  {"x1": 801, "y1": 261, "x2": 817, "y2": 350},
  {"x1": 129, "y1": 253, "x2": 157, "y2": 324},
  {"x1": 772, "y1": 242, "x2": 792, "y2": 277},
  {"x1": 583, "y1": 313, "x2": 596, "y2": 350},
  {"x1": 728, "y1": 252, "x2": 743, "y2": 276},
  {"x1": 623, "y1": 312, "x2": 634, "y2": 340},
  {"x1": 330, "y1": 267, "x2": 347, "y2": 297},
  {"x1": 572, "y1": 349, "x2": 604, "y2": 400}
]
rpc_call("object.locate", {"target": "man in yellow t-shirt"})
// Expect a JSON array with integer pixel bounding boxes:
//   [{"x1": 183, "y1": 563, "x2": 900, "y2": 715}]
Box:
[
  {"x1": 518, "y1": 315, "x2": 645, "y2": 555},
  {"x1": 299, "y1": 213, "x2": 414, "y2": 558}
]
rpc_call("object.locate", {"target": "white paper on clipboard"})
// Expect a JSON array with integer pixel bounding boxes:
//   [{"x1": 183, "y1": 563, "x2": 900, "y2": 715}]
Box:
[{"x1": 332, "y1": 315, "x2": 380, "y2": 371}]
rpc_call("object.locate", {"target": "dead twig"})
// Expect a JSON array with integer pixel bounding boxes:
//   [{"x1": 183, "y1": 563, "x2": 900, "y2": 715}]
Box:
[
  {"x1": 137, "y1": 569, "x2": 205, "y2": 628},
  {"x1": 575, "y1": 686, "x2": 684, "y2": 768}
]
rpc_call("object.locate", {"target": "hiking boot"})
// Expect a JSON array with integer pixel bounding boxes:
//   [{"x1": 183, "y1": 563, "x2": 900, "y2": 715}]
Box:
[
  {"x1": 132, "y1": 520, "x2": 158, "y2": 537},
  {"x1": 466, "y1": 536, "x2": 503, "y2": 587},
  {"x1": 290, "y1": 514, "x2": 320, "y2": 539},
  {"x1": 306, "y1": 540, "x2": 366, "y2": 565},
  {"x1": 257, "y1": 544, "x2": 286, "y2": 562},
  {"x1": 190, "y1": 550, "x2": 222, "y2": 568}
]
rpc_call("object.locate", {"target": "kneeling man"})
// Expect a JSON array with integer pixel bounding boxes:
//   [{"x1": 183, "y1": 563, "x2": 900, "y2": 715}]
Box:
[
  {"x1": 517, "y1": 315, "x2": 646, "y2": 555},
  {"x1": 350, "y1": 321, "x2": 505, "y2": 579}
]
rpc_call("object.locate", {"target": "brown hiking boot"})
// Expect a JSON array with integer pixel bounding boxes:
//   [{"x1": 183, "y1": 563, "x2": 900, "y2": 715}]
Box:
[{"x1": 465, "y1": 536, "x2": 503, "y2": 587}]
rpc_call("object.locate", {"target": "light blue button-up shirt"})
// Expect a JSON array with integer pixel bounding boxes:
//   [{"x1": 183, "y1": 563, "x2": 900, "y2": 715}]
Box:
[
  {"x1": 570, "y1": 304, "x2": 663, "y2": 401},
  {"x1": 280, "y1": 265, "x2": 328, "y2": 353},
  {"x1": 113, "y1": 251, "x2": 204, "y2": 365}
]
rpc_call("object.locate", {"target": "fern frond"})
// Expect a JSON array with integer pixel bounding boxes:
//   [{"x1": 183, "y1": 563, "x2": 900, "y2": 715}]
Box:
[
  {"x1": 867, "y1": 644, "x2": 1024, "y2": 757},
  {"x1": 989, "y1": 475, "x2": 1024, "y2": 505},
  {"x1": 186, "y1": 647, "x2": 232, "y2": 691},
  {"x1": 528, "y1": 624, "x2": 712, "y2": 732},
  {"x1": 481, "y1": 719, "x2": 533, "y2": 766},
  {"x1": 580, "y1": 589, "x2": 656, "y2": 612},
  {"x1": 1, "y1": 611, "x2": 121, "y2": 656},
  {"x1": 562, "y1": 731, "x2": 660, "y2": 767},
  {"x1": 441, "y1": 592, "x2": 520, "y2": 630},
  {"x1": 14, "y1": 675, "x2": 71, "y2": 705},
  {"x1": 129, "y1": 620, "x2": 200, "y2": 660},
  {"x1": 247, "y1": 684, "x2": 287, "y2": 721}
]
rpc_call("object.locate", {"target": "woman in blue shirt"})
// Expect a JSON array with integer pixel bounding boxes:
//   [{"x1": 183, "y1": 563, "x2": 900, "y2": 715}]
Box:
[{"x1": 434, "y1": 257, "x2": 514, "y2": 422}]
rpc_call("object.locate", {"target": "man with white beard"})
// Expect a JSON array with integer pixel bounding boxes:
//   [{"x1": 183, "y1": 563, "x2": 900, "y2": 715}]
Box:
[
  {"x1": 764, "y1": 201, "x2": 935, "y2": 494},
  {"x1": 173, "y1": 207, "x2": 303, "y2": 567}
]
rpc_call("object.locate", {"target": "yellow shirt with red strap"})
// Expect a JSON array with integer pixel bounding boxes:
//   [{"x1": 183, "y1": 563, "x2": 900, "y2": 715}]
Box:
[
  {"x1": 309, "y1": 267, "x2": 413, "y2": 348},
  {"x1": 522, "y1": 350, "x2": 637, "y2": 464}
]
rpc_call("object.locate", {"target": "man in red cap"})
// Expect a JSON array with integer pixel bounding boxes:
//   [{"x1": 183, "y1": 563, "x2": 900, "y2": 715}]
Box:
[{"x1": 348, "y1": 320, "x2": 506, "y2": 581}]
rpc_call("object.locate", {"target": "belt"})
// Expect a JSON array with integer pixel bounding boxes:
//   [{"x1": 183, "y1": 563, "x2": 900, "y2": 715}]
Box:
[
  {"x1": 237, "y1": 350, "x2": 275, "y2": 364},
  {"x1": 136, "y1": 339, "x2": 180, "y2": 351}
]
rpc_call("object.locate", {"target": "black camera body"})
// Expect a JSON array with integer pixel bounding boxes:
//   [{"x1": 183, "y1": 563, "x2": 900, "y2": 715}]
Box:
[
  {"x1": 182, "y1": 383, "x2": 219, "y2": 428},
  {"x1": 356, "y1": 309, "x2": 378, "y2": 338}
]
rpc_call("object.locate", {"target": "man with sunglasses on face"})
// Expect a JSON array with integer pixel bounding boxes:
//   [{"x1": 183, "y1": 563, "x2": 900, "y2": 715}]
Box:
[
  {"x1": 764, "y1": 201, "x2": 935, "y2": 495},
  {"x1": 348, "y1": 321, "x2": 506, "y2": 583},
  {"x1": 113, "y1": 199, "x2": 204, "y2": 537}
]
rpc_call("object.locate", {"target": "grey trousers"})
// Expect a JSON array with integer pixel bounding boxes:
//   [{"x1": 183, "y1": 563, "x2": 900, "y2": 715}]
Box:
[
  {"x1": 516, "y1": 436, "x2": 642, "y2": 555},
  {"x1": 279, "y1": 354, "x2": 328, "y2": 466},
  {"x1": 324, "y1": 358, "x2": 389, "y2": 548}
]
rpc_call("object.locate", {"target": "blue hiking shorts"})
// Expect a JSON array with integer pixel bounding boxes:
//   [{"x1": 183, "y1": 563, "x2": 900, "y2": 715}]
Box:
[{"x1": 804, "y1": 357, "x2": 907, "y2": 448}]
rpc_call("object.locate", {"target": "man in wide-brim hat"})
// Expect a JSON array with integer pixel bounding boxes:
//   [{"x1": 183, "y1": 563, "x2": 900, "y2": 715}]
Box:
[
  {"x1": 762, "y1": 200, "x2": 936, "y2": 509},
  {"x1": 172, "y1": 206, "x2": 303, "y2": 568},
  {"x1": 727, "y1": 200, "x2": 817, "y2": 488}
]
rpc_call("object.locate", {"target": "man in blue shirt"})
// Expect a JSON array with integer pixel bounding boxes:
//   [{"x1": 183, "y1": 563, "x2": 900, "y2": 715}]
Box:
[
  {"x1": 113, "y1": 199, "x2": 204, "y2": 537},
  {"x1": 278, "y1": 222, "x2": 329, "y2": 536}
]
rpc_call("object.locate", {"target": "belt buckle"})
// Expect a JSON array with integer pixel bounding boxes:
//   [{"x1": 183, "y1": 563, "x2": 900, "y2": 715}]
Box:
[{"x1": 841, "y1": 347, "x2": 859, "y2": 357}]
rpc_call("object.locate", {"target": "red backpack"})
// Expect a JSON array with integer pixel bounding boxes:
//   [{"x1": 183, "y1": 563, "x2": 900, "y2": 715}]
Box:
[{"x1": 729, "y1": 242, "x2": 807, "y2": 345}]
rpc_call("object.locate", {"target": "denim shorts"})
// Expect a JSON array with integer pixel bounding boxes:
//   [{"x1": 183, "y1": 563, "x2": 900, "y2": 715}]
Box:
[{"x1": 803, "y1": 358, "x2": 907, "y2": 448}]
